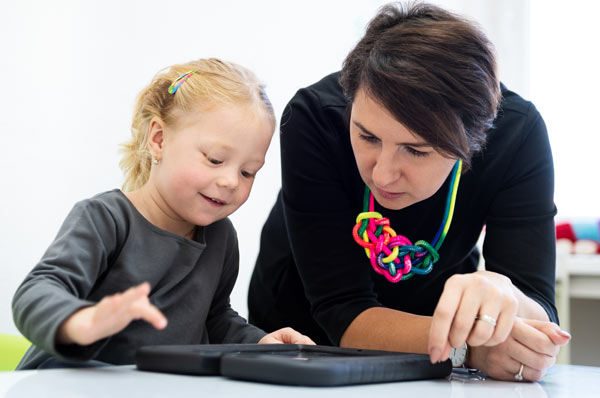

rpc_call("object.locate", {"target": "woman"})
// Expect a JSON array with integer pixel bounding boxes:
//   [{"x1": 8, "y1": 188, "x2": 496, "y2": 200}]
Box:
[{"x1": 248, "y1": 2, "x2": 570, "y2": 381}]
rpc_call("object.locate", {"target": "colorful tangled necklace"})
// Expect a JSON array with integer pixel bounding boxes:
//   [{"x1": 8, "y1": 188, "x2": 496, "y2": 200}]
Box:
[{"x1": 352, "y1": 159, "x2": 462, "y2": 283}]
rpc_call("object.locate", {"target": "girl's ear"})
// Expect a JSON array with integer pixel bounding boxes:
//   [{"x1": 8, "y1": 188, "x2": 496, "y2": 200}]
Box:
[{"x1": 148, "y1": 117, "x2": 166, "y2": 161}]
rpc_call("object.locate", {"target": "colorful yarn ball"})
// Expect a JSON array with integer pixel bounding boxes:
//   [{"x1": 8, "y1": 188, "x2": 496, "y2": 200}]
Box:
[{"x1": 352, "y1": 211, "x2": 439, "y2": 283}]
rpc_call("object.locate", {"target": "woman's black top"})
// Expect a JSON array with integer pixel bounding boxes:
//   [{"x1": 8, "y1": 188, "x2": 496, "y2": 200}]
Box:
[{"x1": 248, "y1": 72, "x2": 557, "y2": 345}]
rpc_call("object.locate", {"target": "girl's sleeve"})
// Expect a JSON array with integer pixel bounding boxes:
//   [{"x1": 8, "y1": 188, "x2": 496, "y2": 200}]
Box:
[
  {"x1": 483, "y1": 103, "x2": 558, "y2": 323},
  {"x1": 205, "y1": 220, "x2": 266, "y2": 344},
  {"x1": 12, "y1": 199, "x2": 119, "y2": 360}
]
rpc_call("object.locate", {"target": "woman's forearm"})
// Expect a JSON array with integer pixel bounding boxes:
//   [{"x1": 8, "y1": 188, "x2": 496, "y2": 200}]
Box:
[
  {"x1": 339, "y1": 307, "x2": 432, "y2": 354},
  {"x1": 339, "y1": 278, "x2": 550, "y2": 356}
]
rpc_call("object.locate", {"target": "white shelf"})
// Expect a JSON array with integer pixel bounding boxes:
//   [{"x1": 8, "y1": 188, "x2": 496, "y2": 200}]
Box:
[{"x1": 555, "y1": 254, "x2": 600, "y2": 365}]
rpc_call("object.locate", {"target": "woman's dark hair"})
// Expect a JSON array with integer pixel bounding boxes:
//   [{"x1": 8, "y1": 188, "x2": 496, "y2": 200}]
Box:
[{"x1": 340, "y1": 1, "x2": 501, "y2": 170}]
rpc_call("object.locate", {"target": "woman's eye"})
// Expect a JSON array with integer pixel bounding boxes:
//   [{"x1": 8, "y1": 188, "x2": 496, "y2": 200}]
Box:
[
  {"x1": 406, "y1": 147, "x2": 429, "y2": 157},
  {"x1": 358, "y1": 133, "x2": 379, "y2": 144}
]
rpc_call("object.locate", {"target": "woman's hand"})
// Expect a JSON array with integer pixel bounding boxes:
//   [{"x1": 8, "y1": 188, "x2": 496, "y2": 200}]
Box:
[
  {"x1": 258, "y1": 327, "x2": 315, "y2": 345},
  {"x1": 469, "y1": 318, "x2": 571, "y2": 381},
  {"x1": 57, "y1": 282, "x2": 167, "y2": 346},
  {"x1": 428, "y1": 270, "x2": 519, "y2": 363}
]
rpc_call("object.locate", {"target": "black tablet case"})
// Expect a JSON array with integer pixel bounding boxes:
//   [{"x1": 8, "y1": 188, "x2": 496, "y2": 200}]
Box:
[{"x1": 136, "y1": 344, "x2": 451, "y2": 386}]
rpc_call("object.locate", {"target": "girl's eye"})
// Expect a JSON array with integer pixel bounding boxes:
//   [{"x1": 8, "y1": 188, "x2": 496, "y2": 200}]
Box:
[
  {"x1": 358, "y1": 133, "x2": 379, "y2": 144},
  {"x1": 241, "y1": 170, "x2": 255, "y2": 179},
  {"x1": 207, "y1": 156, "x2": 223, "y2": 165},
  {"x1": 406, "y1": 147, "x2": 429, "y2": 157}
]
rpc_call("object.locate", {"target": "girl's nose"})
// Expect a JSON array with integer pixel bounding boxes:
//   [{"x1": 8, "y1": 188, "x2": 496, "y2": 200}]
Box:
[{"x1": 216, "y1": 169, "x2": 239, "y2": 190}]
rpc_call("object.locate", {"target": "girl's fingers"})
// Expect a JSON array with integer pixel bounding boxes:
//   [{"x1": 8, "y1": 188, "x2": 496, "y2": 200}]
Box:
[
  {"x1": 120, "y1": 282, "x2": 151, "y2": 304},
  {"x1": 135, "y1": 301, "x2": 168, "y2": 329},
  {"x1": 258, "y1": 328, "x2": 314, "y2": 345},
  {"x1": 125, "y1": 288, "x2": 167, "y2": 329},
  {"x1": 284, "y1": 329, "x2": 315, "y2": 344},
  {"x1": 258, "y1": 334, "x2": 278, "y2": 344},
  {"x1": 96, "y1": 282, "x2": 167, "y2": 330}
]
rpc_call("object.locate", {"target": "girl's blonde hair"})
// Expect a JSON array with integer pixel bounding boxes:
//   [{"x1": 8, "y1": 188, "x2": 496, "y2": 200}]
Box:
[{"x1": 119, "y1": 58, "x2": 275, "y2": 191}]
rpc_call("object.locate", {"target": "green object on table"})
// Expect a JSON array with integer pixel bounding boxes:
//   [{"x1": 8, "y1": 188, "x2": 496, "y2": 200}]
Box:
[{"x1": 0, "y1": 333, "x2": 30, "y2": 371}]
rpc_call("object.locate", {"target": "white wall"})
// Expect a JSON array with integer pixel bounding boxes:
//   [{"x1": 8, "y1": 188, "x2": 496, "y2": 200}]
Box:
[
  {"x1": 530, "y1": 0, "x2": 600, "y2": 219},
  {"x1": 0, "y1": 0, "x2": 529, "y2": 335}
]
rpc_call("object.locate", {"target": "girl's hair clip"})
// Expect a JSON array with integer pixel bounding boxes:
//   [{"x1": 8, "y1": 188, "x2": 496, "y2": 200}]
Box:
[{"x1": 168, "y1": 70, "x2": 198, "y2": 94}]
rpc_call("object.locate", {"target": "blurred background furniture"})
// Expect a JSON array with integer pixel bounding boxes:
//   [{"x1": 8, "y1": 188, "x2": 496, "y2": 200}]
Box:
[
  {"x1": 555, "y1": 254, "x2": 600, "y2": 365},
  {"x1": 0, "y1": 333, "x2": 30, "y2": 371}
]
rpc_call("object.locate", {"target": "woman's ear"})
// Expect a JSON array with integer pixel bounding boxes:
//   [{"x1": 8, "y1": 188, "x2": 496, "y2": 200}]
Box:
[{"x1": 148, "y1": 117, "x2": 166, "y2": 161}]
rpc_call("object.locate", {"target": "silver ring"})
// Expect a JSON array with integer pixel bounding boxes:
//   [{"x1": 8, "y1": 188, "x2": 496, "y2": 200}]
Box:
[
  {"x1": 477, "y1": 314, "x2": 497, "y2": 327},
  {"x1": 514, "y1": 363, "x2": 524, "y2": 381}
]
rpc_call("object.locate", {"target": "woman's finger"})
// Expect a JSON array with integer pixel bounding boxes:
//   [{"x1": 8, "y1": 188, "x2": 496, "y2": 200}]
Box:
[
  {"x1": 500, "y1": 321, "x2": 557, "y2": 376},
  {"x1": 497, "y1": 359, "x2": 547, "y2": 382},
  {"x1": 511, "y1": 319, "x2": 560, "y2": 357},
  {"x1": 473, "y1": 334, "x2": 552, "y2": 382},
  {"x1": 448, "y1": 290, "x2": 482, "y2": 348},
  {"x1": 458, "y1": 286, "x2": 500, "y2": 347},
  {"x1": 480, "y1": 293, "x2": 517, "y2": 346},
  {"x1": 466, "y1": 314, "x2": 497, "y2": 347},
  {"x1": 509, "y1": 344, "x2": 555, "y2": 382},
  {"x1": 522, "y1": 318, "x2": 571, "y2": 346},
  {"x1": 481, "y1": 305, "x2": 514, "y2": 347},
  {"x1": 468, "y1": 318, "x2": 562, "y2": 382},
  {"x1": 429, "y1": 275, "x2": 465, "y2": 362}
]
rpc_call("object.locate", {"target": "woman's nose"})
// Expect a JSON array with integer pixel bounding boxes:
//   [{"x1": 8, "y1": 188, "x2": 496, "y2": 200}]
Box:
[{"x1": 372, "y1": 150, "x2": 401, "y2": 188}]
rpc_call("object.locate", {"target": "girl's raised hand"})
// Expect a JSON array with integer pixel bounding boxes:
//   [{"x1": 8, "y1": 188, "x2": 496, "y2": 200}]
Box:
[
  {"x1": 57, "y1": 282, "x2": 167, "y2": 346},
  {"x1": 428, "y1": 270, "x2": 519, "y2": 363},
  {"x1": 258, "y1": 327, "x2": 315, "y2": 345}
]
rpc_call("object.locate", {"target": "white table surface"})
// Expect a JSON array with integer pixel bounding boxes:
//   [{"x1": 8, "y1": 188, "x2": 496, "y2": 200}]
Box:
[{"x1": 0, "y1": 364, "x2": 598, "y2": 398}]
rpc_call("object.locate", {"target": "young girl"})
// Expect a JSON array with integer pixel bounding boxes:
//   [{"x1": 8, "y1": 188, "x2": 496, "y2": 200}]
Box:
[{"x1": 12, "y1": 58, "x2": 313, "y2": 369}]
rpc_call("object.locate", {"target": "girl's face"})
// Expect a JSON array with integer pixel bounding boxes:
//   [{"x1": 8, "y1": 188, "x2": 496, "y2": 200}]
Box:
[
  {"x1": 148, "y1": 103, "x2": 273, "y2": 231},
  {"x1": 349, "y1": 89, "x2": 457, "y2": 210}
]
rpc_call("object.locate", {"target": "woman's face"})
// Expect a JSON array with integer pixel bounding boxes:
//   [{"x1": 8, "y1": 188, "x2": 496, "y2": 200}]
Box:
[{"x1": 349, "y1": 88, "x2": 457, "y2": 210}]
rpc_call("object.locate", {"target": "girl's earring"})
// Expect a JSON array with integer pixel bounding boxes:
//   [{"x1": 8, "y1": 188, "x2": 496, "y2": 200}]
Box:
[{"x1": 152, "y1": 158, "x2": 159, "y2": 165}]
